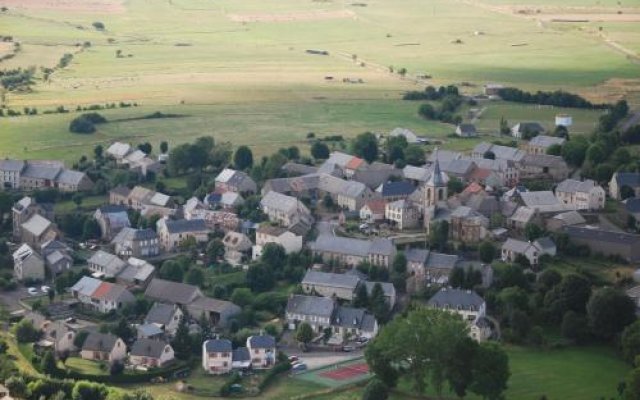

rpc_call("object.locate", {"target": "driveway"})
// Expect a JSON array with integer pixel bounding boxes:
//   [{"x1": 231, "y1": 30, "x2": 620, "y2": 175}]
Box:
[
  {"x1": 286, "y1": 350, "x2": 364, "y2": 370},
  {"x1": 0, "y1": 286, "x2": 45, "y2": 312}
]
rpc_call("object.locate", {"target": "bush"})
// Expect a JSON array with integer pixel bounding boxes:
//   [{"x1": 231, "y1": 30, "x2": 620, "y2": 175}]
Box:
[
  {"x1": 258, "y1": 361, "x2": 291, "y2": 392},
  {"x1": 69, "y1": 116, "x2": 96, "y2": 134}
]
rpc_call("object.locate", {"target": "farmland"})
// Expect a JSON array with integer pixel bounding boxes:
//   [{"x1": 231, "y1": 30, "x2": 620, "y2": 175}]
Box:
[{"x1": 0, "y1": 0, "x2": 638, "y2": 160}]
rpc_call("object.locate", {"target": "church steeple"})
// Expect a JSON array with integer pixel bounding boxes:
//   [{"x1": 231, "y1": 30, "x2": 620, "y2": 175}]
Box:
[{"x1": 424, "y1": 147, "x2": 448, "y2": 208}]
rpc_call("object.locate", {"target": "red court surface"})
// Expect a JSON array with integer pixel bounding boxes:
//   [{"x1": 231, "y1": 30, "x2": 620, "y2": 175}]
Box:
[{"x1": 319, "y1": 362, "x2": 370, "y2": 381}]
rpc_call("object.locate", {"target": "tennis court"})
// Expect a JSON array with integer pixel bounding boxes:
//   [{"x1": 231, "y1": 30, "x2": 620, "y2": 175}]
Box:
[{"x1": 293, "y1": 357, "x2": 372, "y2": 388}]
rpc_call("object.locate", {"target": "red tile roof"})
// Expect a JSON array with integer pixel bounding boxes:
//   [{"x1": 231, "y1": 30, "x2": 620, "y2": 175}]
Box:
[
  {"x1": 91, "y1": 282, "x2": 112, "y2": 299},
  {"x1": 346, "y1": 157, "x2": 365, "y2": 171},
  {"x1": 365, "y1": 199, "x2": 387, "y2": 214},
  {"x1": 470, "y1": 168, "x2": 491, "y2": 180}
]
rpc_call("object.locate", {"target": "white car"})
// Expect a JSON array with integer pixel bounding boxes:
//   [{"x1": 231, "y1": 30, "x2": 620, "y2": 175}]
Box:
[
  {"x1": 27, "y1": 287, "x2": 38, "y2": 296},
  {"x1": 41, "y1": 285, "x2": 51, "y2": 293}
]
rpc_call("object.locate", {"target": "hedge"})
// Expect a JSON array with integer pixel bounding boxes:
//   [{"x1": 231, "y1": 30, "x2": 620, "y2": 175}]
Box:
[
  {"x1": 257, "y1": 361, "x2": 291, "y2": 392},
  {"x1": 51, "y1": 360, "x2": 189, "y2": 384}
]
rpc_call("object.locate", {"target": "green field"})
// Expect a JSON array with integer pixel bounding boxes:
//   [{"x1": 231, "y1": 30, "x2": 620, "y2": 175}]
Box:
[{"x1": 0, "y1": 0, "x2": 638, "y2": 161}]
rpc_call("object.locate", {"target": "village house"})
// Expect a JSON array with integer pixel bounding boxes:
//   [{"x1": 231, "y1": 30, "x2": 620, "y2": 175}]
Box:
[
  {"x1": 183, "y1": 197, "x2": 241, "y2": 232},
  {"x1": 516, "y1": 190, "x2": 569, "y2": 214},
  {"x1": 609, "y1": 172, "x2": 640, "y2": 200},
  {"x1": 402, "y1": 165, "x2": 431, "y2": 186},
  {"x1": 471, "y1": 158, "x2": 519, "y2": 187},
  {"x1": 426, "y1": 288, "x2": 490, "y2": 342},
  {"x1": 111, "y1": 227, "x2": 160, "y2": 258},
  {"x1": 20, "y1": 214, "x2": 57, "y2": 249},
  {"x1": 205, "y1": 191, "x2": 244, "y2": 210},
  {"x1": 13, "y1": 244, "x2": 44, "y2": 282},
  {"x1": 441, "y1": 159, "x2": 477, "y2": 182},
  {"x1": 252, "y1": 225, "x2": 303, "y2": 260},
  {"x1": 405, "y1": 248, "x2": 461, "y2": 288},
  {"x1": 360, "y1": 199, "x2": 387, "y2": 223},
  {"x1": 385, "y1": 199, "x2": 420, "y2": 230},
  {"x1": 455, "y1": 123, "x2": 477, "y2": 138},
  {"x1": 144, "y1": 278, "x2": 240, "y2": 327},
  {"x1": 215, "y1": 168, "x2": 257, "y2": 194},
  {"x1": 511, "y1": 122, "x2": 546, "y2": 139},
  {"x1": 301, "y1": 270, "x2": 361, "y2": 301},
  {"x1": 41, "y1": 239, "x2": 73, "y2": 276},
  {"x1": 507, "y1": 206, "x2": 537, "y2": 230},
  {"x1": 94, "y1": 205, "x2": 131, "y2": 240},
  {"x1": 471, "y1": 143, "x2": 526, "y2": 164},
  {"x1": 501, "y1": 237, "x2": 557, "y2": 266},
  {"x1": 246, "y1": 335, "x2": 276, "y2": 369},
  {"x1": 555, "y1": 179, "x2": 605, "y2": 211},
  {"x1": 106, "y1": 142, "x2": 134, "y2": 164},
  {"x1": 524, "y1": 135, "x2": 566, "y2": 155},
  {"x1": 34, "y1": 318, "x2": 76, "y2": 355},
  {"x1": 260, "y1": 191, "x2": 314, "y2": 234},
  {"x1": 202, "y1": 339, "x2": 233, "y2": 375},
  {"x1": 71, "y1": 276, "x2": 136, "y2": 313},
  {"x1": 12, "y1": 196, "x2": 54, "y2": 240},
  {"x1": 115, "y1": 257, "x2": 156, "y2": 288},
  {"x1": 390, "y1": 127, "x2": 423, "y2": 144},
  {"x1": 156, "y1": 217, "x2": 209, "y2": 252},
  {"x1": 309, "y1": 234, "x2": 396, "y2": 268},
  {"x1": 0, "y1": 159, "x2": 25, "y2": 189},
  {"x1": 144, "y1": 303, "x2": 184, "y2": 337},
  {"x1": 364, "y1": 281, "x2": 397, "y2": 309},
  {"x1": 88, "y1": 250, "x2": 127, "y2": 278},
  {"x1": 545, "y1": 210, "x2": 587, "y2": 232},
  {"x1": 449, "y1": 206, "x2": 490, "y2": 243},
  {"x1": 129, "y1": 339, "x2": 175, "y2": 368},
  {"x1": 110, "y1": 185, "x2": 173, "y2": 216},
  {"x1": 563, "y1": 226, "x2": 640, "y2": 263},
  {"x1": 80, "y1": 332, "x2": 127, "y2": 364},
  {"x1": 520, "y1": 154, "x2": 570, "y2": 181},
  {"x1": 222, "y1": 231, "x2": 253, "y2": 265},
  {"x1": 285, "y1": 295, "x2": 378, "y2": 339}
]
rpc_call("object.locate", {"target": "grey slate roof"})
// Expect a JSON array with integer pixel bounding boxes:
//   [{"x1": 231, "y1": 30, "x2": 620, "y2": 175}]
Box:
[
  {"x1": 145, "y1": 303, "x2": 179, "y2": 326},
  {"x1": 614, "y1": 172, "x2": 640, "y2": 189},
  {"x1": 22, "y1": 162, "x2": 62, "y2": 180},
  {"x1": 535, "y1": 237, "x2": 556, "y2": 251},
  {"x1": 425, "y1": 252, "x2": 460, "y2": 270},
  {"x1": 111, "y1": 227, "x2": 158, "y2": 244},
  {"x1": 247, "y1": 335, "x2": 276, "y2": 349},
  {"x1": 71, "y1": 276, "x2": 103, "y2": 297},
  {"x1": 56, "y1": 169, "x2": 87, "y2": 185},
  {"x1": 310, "y1": 234, "x2": 372, "y2": 257},
  {"x1": 204, "y1": 339, "x2": 232, "y2": 353},
  {"x1": 522, "y1": 154, "x2": 567, "y2": 168},
  {"x1": 163, "y1": 219, "x2": 208, "y2": 234},
  {"x1": 21, "y1": 214, "x2": 52, "y2": 236},
  {"x1": 232, "y1": 347, "x2": 251, "y2": 362},
  {"x1": 82, "y1": 332, "x2": 120, "y2": 352},
  {"x1": 427, "y1": 288, "x2": 485, "y2": 310},
  {"x1": 551, "y1": 211, "x2": 586, "y2": 225},
  {"x1": 564, "y1": 226, "x2": 640, "y2": 245},
  {"x1": 137, "y1": 323, "x2": 164, "y2": 337},
  {"x1": 556, "y1": 179, "x2": 598, "y2": 194},
  {"x1": 529, "y1": 135, "x2": 565, "y2": 148},
  {"x1": 405, "y1": 248, "x2": 430, "y2": 264},
  {"x1": 332, "y1": 306, "x2": 377, "y2": 333},
  {"x1": 364, "y1": 281, "x2": 396, "y2": 298},
  {"x1": 502, "y1": 238, "x2": 531, "y2": 253},
  {"x1": 260, "y1": 191, "x2": 300, "y2": 213},
  {"x1": 376, "y1": 181, "x2": 415, "y2": 197},
  {"x1": 286, "y1": 295, "x2": 335, "y2": 318},
  {"x1": 0, "y1": 159, "x2": 25, "y2": 172},
  {"x1": 302, "y1": 270, "x2": 361, "y2": 290},
  {"x1": 144, "y1": 278, "x2": 201, "y2": 305},
  {"x1": 88, "y1": 250, "x2": 127, "y2": 275},
  {"x1": 473, "y1": 143, "x2": 525, "y2": 162},
  {"x1": 130, "y1": 338, "x2": 170, "y2": 358}
]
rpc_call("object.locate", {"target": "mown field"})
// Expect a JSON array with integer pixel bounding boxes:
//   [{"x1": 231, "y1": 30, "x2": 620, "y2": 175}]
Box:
[{"x1": 0, "y1": 0, "x2": 638, "y2": 161}]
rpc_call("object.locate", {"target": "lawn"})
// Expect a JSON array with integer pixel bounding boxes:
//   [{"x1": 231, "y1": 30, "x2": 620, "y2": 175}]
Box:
[
  {"x1": 393, "y1": 345, "x2": 630, "y2": 400},
  {"x1": 63, "y1": 357, "x2": 110, "y2": 375}
]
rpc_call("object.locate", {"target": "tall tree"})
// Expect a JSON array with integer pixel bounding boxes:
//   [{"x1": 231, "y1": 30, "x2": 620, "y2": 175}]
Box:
[
  {"x1": 587, "y1": 287, "x2": 636, "y2": 340},
  {"x1": 296, "y1": 322, "x2": 313, "y2": 348},
  {"x1": 470, "y1": 343, "x2": 510, "y2": 400},
  {"x1": 353, "y1": 283, "x2": 369, "y2": 308},
  {"x1": 479, "y1": 241, "x2": 496, "y2": 263},
  {"x1": 171, "y1": 317, "x2": 192, "y2": 360},
  {"x1": 352, "y1": 132, "x2": 379, "y2": 163},
  {"x1": 234, "y1": 145, "x2": 254, "y2": 170},
  {"x1": 622, "y1": 321, "x2": 640, "y2": 364},
  {"x1": 370, "y1": 283, "x2": 390, "y2": 323},
  {"x1": 310, "y1": 141, "x2": 330, "y2": 160},
  {"x1": 160, "y1": 141, "x2": 169, "y2": 154}
]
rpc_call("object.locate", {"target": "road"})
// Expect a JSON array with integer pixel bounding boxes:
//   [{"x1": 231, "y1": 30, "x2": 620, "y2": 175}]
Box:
[{"x1": 622, "y1": 111, "x2": 640, "y2": 132}]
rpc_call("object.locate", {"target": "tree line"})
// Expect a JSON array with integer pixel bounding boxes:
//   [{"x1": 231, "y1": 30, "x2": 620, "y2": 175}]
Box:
[{"x1": 496, "y1": 87, "x2": 607, "y2": 109}]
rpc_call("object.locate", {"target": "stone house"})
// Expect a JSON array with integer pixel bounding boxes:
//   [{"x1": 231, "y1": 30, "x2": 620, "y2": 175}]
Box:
[
  {"x1": 215, "y1": 168, "x2": 257, "y2": 194},
  {"x1": 129, "y1": 339, "x2": 175, "y2": 368},
  {"x1": 524, "y1": 135, "x2": 565, "y2": 155},
  {"x1": 385, "y1": 200, "x2": 420, "y2": 230},
  {"x1": 202, "y1": 339, "x2": 233, "y2": 375},
  {"x1": 94, "y1": 205, "x2": 131, "y2": 240},
  {"x1": 222, "y1": 231, "x2": 253, "y2": 265},
  {"x1": 80, "y1": 332, "x2": 126, "y2": 363},
  {"x1": 609, "y1": 172, "x2": 640, "y2": 200},
  {"x1": 13, "y1": 244, "x2": 44, "y2": 282},
  {"x1": 252, "y1": 225, "x2": 302, "y2": 260},
  {"x1": 111, "y1": 227, "x2": 160, "y2": 258},
  {"x1": 501, "y1": 237, "x2": 556, "y2": 266},
  {"x1": 156, "y1": 218, "x2": 209, "y2": 252},
  {"x1": 309, "y1": 234, "x2": 396, "y2": 268},
  {"x1": 555, "y1": 179, "x2": 606, "y2": 211}
]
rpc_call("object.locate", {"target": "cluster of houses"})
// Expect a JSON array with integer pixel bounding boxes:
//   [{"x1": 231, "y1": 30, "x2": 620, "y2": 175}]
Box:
[
  {"x1": 10, "y1": 127, "x2": 640, "y2": 377},
  {"x1": 106, "y1": 142, "x2": 164, "y2": 178}
]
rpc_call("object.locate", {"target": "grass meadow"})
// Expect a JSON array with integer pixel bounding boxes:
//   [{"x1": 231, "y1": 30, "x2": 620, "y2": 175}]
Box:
[{"x1": 0, "y1": 0, "x2": 638, "y2": 160}]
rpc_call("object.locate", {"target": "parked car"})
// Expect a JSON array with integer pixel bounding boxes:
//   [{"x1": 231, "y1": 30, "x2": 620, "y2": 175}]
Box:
[
  {"x1": 288, "y1": 355, "x2": 299, "y2": 363},
  {"x1": 342, "y1": 345, "x2": 356, "y2": 352},
  {"x1": 355, "y1": 337, "x2": 370, "y2": 345},
  {"x1": 41, "y1": 285, "x2": 51, "y2": 293},
  {"x1": 291, "y1": 363, "x2": 307, "y2": 374},
  {"x1": 27, "y1": 287, "x2": 38, "y2": 296}
]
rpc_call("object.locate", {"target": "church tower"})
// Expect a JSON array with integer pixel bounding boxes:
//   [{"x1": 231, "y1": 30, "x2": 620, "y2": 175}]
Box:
[{"x1": 424, "y1": 149, "x2": 447, "y2": 208}]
